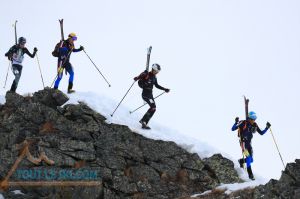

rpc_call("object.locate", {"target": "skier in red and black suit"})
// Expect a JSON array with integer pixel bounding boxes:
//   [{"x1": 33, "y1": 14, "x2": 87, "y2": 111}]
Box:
[{"x1": 134, "y1": 64, "x2": 170, "y2": 129}]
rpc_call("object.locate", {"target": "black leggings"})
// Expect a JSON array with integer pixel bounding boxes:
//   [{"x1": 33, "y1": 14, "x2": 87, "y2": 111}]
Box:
[
  {"x1": 10, "y1": 64, "x2": 23, "y2": 92},
  {"x1": 141, "y1": 93, "x2": 156, "y2": 124}
]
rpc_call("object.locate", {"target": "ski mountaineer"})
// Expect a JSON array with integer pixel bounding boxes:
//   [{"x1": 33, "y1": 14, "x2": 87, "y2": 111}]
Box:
[
  {"x1": 133, "y1": 64, "x2": 170, "y2": 129},
  {"x1": 4, "y1": 37, "x2": 37, "y2": 92},
  {"x1": 231, "y1": 111, "x2": 271, "y2": 180},
  {"x1": 53, "y1": 32, "x2": 84, "y2": 93}
]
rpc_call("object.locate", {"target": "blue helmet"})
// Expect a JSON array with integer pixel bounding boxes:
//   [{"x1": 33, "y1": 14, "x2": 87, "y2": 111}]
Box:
[{"x1": 248, "y1": 111, "x2": 257, "y2": 120}]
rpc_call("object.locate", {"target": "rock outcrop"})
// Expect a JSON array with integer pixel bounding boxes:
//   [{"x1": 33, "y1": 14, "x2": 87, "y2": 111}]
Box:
[
  {"x1": 182, "y1": 159, "x2": 300, "y2": 199},
  {"x1": 0, "y1": 89, "x2": 241, "y2": 199}
]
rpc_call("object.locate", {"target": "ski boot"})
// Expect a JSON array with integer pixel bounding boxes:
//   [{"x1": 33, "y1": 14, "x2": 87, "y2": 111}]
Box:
[
  {"x1": 238, "y1": 158, "x2": 245, "y2": 168},
  {"x1": 10, "y1": 81, "x2": 17, "y2": 93},
  {"x1": 67, "y1": 82, "x2": 75, "y2": 94},
  {"x1": 68, "y1": 89, "x2": 75, "y2": 94},
  {"x1": 139, "y1": 120, "x2": 151, "y2": 130},
  {"x1": 247, "y1": 167, "x2": 255, "y2": 180}
]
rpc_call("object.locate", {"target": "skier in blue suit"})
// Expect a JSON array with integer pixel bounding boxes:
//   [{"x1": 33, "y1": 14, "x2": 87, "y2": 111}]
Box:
[
  {"x1": 54, "y1": 32, "x2": 84, "y2": 93},
  {"x1": 231, "y1": 111, "x2": 271, "y2": 180}
]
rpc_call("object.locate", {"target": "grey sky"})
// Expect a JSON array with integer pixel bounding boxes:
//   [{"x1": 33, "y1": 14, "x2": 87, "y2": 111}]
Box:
[{"x1": 1, "y1": 0, "x2": 300, "y2": 180}]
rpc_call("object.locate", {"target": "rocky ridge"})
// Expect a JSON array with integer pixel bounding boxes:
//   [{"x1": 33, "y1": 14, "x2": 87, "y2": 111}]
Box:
[{"x1": 0, "y1": 88, "x2": 241, "y2": 199}]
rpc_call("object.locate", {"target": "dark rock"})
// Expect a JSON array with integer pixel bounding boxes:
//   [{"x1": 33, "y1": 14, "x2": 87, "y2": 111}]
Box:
[
  {"x1": 0, "y1": 88, "x2": 245, "y2": 199},
  {"x1": 32, "y1": 87, "x2": 69, "y2": 108},
  {"x1": 186, "y1": 159, "x2": 300, "y2": 199},
  {"x1": 203, "y1": 154, "x2": 241, "y2": 184},
  {"x1": 252, "y1": 159, "x2": 300, "y2": 199},
  {"x1": 5, "y1": 91, "x2": 26, "y2": 107}
]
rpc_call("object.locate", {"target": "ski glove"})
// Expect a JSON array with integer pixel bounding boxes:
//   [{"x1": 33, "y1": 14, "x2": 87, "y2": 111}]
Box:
[
  {"x1": 235, "y1": 117, "x2": 239, "y2": 123},
  {"x1": 266, "y1": 122, "x2": 271, "y2": 129},
  {"x1": 79, "y1": 46, "x2": 84, "y2": 51},
  {"x1": 133, "y1": 77, "x2": 139, "y2": 81},
  {"x1": 34, "y1": 47, "x2": 38, "y2": 52},
  {"x1": 164, "y1": 88, "x2": 170, "y2": 93}
]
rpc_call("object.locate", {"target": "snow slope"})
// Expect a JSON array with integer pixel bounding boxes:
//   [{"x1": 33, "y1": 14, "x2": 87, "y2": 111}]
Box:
[
  {"x1": 67, "y1": 91, "x2": 220, "y2": 157},
  {"x1": 67, "y1": 91, "x2": 268, "y2": 185}
]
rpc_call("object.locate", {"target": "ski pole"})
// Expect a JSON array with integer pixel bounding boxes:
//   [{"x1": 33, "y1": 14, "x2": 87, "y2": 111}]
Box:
[
  {"x1": 269, "y1": 127, "x2": 285, "y2": 169},
  {"x1": 36, "y1": 53, "x2": 45, "y2": 88},
  {"x1": 129, "y1": 91, "x2": 166, "y2": 114},
  {"x1": 83, "y1": 49, "x2": 111, "y2": 87},
  {"x1": 111, "y1": 81, "x2": 136, "y2": 117},
  {"x1": 3, "y1": 62, "x2": 11, "y2": 89}
]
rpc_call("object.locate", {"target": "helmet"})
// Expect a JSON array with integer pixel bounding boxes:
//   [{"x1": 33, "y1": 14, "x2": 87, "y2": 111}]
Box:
[
  {"x1": 68, "y1": 32, "x2": 77, "y2": 41},
  {"x1": 152, "y1": 63, "x2": 161, "y2": 72},
  {"x1": 248, "y1": 111, "x2": 257, "y2": 120},
  {"x1": 18, "y1": 37, "x2": 26, "y2": 44}
]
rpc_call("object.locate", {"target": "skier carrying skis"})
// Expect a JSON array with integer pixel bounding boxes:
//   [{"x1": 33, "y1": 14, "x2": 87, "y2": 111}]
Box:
[
  {"x1": 4, "y1": 37, "x2": 37, "y2": 92},
  {"x1": 133, "y1": 64, "x2": 170, "y2": 129},
  {"x1": 53, "y1": 32, "x2": 84, "y2": 93},
  {"x1": 231, "y1": 111, "x2": 271, "y2": 180}
]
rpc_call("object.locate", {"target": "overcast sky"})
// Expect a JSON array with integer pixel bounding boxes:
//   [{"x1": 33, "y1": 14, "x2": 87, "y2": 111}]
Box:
[{"x1": 1, "y1": 0, "x2": 300, "y2": 180}]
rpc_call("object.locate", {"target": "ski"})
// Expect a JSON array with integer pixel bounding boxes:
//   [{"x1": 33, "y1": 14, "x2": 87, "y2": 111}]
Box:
[
  {"x1": 57, "y1": 19, "x2": 65, "y2": 69},
  {"x1": 14, "y1": 20, "x2": 18, "y2": 45},
  {"x1": 239, "y1": 95, "x2": 250, "y2": 170},
  {"x1": 145, "y1": 46, "x2": 152, "y2": 71},
  {"x1": 51, "y1": 19, "x2": 66, "y2": 88},
  {"x1": 244, "y1": 96, "x2": 249, "y2": 119},
  {"x1": 59, "y1": 19, "x2": 64, "y2": 41}
]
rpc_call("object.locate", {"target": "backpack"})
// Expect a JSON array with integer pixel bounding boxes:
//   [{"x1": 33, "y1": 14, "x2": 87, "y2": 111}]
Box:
[
  {"x1": 238, "y1": 120, "x2": 247, "y2": 138},
  {"x1": 138, "y1": 72, "x2": 149, "y2": 89},
  {"x1": 52, "y1": 42, "x2": 62, "y2": 57},
  {"x1": 5, "y1": 45, "x2": 18, "y2": 59},
  {"x1": 138, "y1": 79, "x2": 145, "y2": 89}
]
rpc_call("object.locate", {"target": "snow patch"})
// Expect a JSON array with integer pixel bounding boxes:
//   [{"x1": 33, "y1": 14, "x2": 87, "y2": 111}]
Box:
[
  {"x1": 0, "y1": 95, "x2": 5, "y2": 104},
  {"x1": 12, "y1": 190, "x2": 25, "y2": 195},
  {"x1": 219, "y1": 180, "x2": 266, "y2": 194},
  {"x1": 0, "y1": 193, "x2": 4, "y2": 199},
  {"x1": 191, "y1": 179, "x2": 268, "y2": 197},
  {"x1": 191, "y1": 190, "x2": 212, "y2": 197}
]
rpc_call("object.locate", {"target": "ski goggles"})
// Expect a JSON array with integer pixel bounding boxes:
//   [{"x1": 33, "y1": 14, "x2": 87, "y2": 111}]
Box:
[{"x1": 71, "y1": 36, "x2": 77, "y2": 41}]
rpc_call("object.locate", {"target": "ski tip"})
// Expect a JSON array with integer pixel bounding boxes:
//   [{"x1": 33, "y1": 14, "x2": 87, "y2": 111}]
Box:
[
  {"x1": 110, "y1": 114, "x2": 113, "y2": 117},
  {"x1": 243, "y1": 95, "x2": 249, "y2": 101}
]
